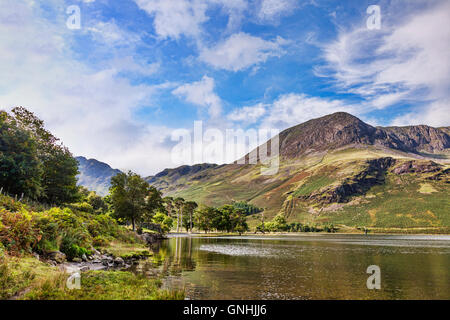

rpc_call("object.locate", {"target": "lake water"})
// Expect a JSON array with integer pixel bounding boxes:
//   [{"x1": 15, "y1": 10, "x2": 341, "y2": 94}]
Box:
[{"x1": 133, "y1": 234, "x2": 450, "y2": 300}]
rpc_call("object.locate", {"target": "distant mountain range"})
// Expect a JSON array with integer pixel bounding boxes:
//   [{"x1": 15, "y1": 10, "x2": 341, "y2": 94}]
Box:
[
  {"x1": 75, "y1": 156, "x2": 122, "y2": 196},
  {"x1": 76, "y1": 112, "x2": 450, "y2": 230}
]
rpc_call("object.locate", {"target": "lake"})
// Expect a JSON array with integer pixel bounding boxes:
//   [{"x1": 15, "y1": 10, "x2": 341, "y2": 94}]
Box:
[{"x1": 132, "y1": 234, "x2": 450, "y2": 300}]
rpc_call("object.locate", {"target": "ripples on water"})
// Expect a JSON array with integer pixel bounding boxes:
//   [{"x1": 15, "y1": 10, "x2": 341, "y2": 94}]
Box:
[{"x1": 137, "y1": 234, "x2": 450, "y2": 299}]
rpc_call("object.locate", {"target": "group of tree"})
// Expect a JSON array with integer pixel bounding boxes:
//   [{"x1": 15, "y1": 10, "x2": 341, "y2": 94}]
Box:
[
  {"x1": 0, "y1": 107, "x2": 79, "y2": 204},
  {"x1": 109, "y1": 171, "x2": 165, "y2": 231},
  {"x1": 232, "y1": 201, "x2": 263, "y2": 215},
  {"x1": 0, "y1": 107, "x2": 253, "y2": 236},
  {"x1": 256, "y1": 214, "x2": 337, "y2": 233},
  {"x1": 160, "y1": 196, "x2": 198, "y2": 233},
  {"x1": 193, "y1": 204, "x2": 249, "y2": 234}
]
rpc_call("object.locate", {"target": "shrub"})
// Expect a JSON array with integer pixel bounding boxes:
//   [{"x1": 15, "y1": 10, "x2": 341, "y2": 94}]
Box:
[
  {"x1": 0, "y1": 209, "x2": 40, "y2": 254},
  {"x1": 67, "y1": 202, "x2": 94, "y2": 214},
  {"x1": 92, "y1": 236, "x2": 109, "y2": 247}
]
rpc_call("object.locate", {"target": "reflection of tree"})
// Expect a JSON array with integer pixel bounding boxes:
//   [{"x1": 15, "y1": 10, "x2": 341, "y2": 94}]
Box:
[{"x1": 146, "y1": 237, "x2": 197, "y2": 277}]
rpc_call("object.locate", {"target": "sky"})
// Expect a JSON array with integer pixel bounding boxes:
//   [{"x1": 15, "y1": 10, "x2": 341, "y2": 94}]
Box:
[{"x1": 0, "y1": 0, "x2": 449, "y2": 175}]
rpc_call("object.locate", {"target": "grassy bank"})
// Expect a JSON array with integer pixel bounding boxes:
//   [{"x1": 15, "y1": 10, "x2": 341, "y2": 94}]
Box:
[
  {"x1": 0, "y1": 194, "x2": 184, "y2": 300},
  {"x1": 0, "y1": 254, "x2": 183, "y2": 300}
]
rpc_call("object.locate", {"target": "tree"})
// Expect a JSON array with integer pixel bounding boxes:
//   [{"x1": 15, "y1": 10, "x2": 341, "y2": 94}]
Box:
[
  {"x1": 163, "y1": 197, "x2": 174, "y2": 217},
  {"x1": 87, "y1": 191, "x2": 107, "y2": 214},
  {"x1": 214, "y1": 205, "x2": 249, "y2": 233},
  {"x1": 233, "y1": 209, "x2": 249, "y2": 235},
  {"x1": 194, "y1": 205, "x2": 216, "y2": 234},
  {"x1": 41, "y1": 145, "x2": 79, "y2": 204},
  {"x1": 183, "y1": 201, "x2": 198, "y2": 232},
  {"x1": 11, "y1": 107, "x2": 79, "y2": 204},
  {"x1": 152, "y1": 212, "x2": 174, "y2": 234},
  {"x1": 142, "y1": 187, "x2": 163, "y2": 226},
  {"x1": 174, "y1": 197, "x2": 185, "y2": 232},
  {"x1": 0, "y1": 111, "x2": 43, "y2": 199},
  {"x1": 109, "y1": 171, "x2": 151, "y2": 231}
]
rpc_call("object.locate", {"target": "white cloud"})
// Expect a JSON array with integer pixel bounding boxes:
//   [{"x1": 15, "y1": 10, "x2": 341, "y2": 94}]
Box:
[
  {"x1": 200, "y1": 32, "x2": 288, "y2": 71},
  {"x1": 390, "y1": 99, "x2": 450, "y2": 127},
  {"x1": 133, "y1": 0, "x2": 208, "y2": 40},
  {"x1": 227, "y1": 103, "x2": 267, "y2": 123},
  {"x1": 86, "y1": 20, "x2": 141, "y2": 46},
  {"x1": 0, "y1": 0, "x2": 176, "y2": 175},
  {"x1": 259, "y1": 93, "x2": 357, "y2": 130},
  {"x1": 134, "y1": 0, "x2": 250, "y2": 40},
  {"x1": 316, "y1": 0, "x2": 450, "y2": 124},
  {"x1": 172, "y1": 76, "x2": 222, "y2": 118},
  {"x1": 257, "y1": 0, "x2": 298, "y2": 22}
]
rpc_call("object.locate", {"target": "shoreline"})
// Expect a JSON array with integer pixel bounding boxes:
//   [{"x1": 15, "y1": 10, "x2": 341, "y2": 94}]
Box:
[{"x1": 167, "y1": 230, "x2": 450, "y2": 237}]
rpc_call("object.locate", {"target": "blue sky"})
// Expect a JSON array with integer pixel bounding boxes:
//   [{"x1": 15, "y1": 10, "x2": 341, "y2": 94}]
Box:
[{"x1": 0, "y1": 0, "x2": 449, "y2": 174}]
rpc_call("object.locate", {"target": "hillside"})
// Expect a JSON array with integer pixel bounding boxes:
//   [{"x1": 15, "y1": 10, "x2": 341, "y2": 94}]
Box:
[
  {"x1": 147, "y1": 112, "x2": 450, "y2": 231},
  {"x1": 76, "y1": 156, "x2": 122, "y2": 196}
]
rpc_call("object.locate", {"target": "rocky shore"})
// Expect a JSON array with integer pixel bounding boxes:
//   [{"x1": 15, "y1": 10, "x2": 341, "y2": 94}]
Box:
[{"x1": 40, "y1": 232, "x2": 167, "y2": 274}]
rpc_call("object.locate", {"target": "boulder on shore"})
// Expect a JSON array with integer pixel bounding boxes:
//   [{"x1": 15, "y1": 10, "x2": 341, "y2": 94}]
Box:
[
  {"x1": 140, "y1": 232, "x2": 166, "y2": 245},
  {"x1": 47, "y1": 251, "x2": 66, "y2": 264}
]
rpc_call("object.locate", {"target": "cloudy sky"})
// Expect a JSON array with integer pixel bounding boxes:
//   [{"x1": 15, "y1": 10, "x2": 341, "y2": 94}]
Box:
[{"x1": 0, "y1": 0, "x2": 449, "y2": 175}]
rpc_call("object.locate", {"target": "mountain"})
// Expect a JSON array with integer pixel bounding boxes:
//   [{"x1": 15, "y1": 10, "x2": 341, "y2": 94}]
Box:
[
  {"x1": 276, "y1": 112, "x2": 449, "y2": 157},
  {"x1": 76, "y1": 156, "x2": 122, "y2": 196},
  {"x1": 147, "y1": 112, "x2": 450, "y2": 232}
]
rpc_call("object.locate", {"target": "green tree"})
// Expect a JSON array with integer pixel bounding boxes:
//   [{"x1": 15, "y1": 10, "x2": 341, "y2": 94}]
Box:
[
  {"x1": 0, "y1": 111, "x2": 43, "y2": 199},
  {"x1": 194, "y1": 205, "x2": 216, "y2": 234},
  {"x1": 109, "y1": 171, "x2": 151, "y2": 231},
  {"x1": 182, "y1": 201, "x2": 198, "y2": 232},
  {"x1": 163, "y1": 197, "x2": 174, "y2": 217},
  {"x1": 11, "y1": 107, "x2": 79, "y2": 204},
  {"x1": 234, "y1": 209, "x2": 249, "y2": 235},
  {"x1": 142, "y1": 187, "x2": 163, "y2": 226},
  {"x1": 87, "y1": 191, "x2": 107, "y2": 214},
  {"x1": 174, "y1": 197, "x2": 185, "y2": 232},
  {"x1": 152, "y1": 212, "x2": 174, "y2": 234}
]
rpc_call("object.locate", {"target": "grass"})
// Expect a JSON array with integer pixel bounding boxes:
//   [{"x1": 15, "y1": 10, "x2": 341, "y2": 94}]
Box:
[
  {"x1": 418, "y1": 183, "x2": 438, "y2": 194},
  {"x1": 0, "y1": 254, "x2": 183, "y2": 300},
  {"x1": 295, "y1": 174, "x2": 450, "y2": 230},
  {"x1": 98, "y1": 241, "x2": 152, "y2": 259},
  {"x1": 293, "y1": 175, "x2": 336, "y2": 197},
  {"x1": 23, "y1": 270, "x2": 184, "y2": 300}
]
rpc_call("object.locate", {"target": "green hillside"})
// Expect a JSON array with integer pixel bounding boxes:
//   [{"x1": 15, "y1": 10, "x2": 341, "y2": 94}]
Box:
[{"x1": 153, "y1": 147, "x2": 449, "y2": 233}]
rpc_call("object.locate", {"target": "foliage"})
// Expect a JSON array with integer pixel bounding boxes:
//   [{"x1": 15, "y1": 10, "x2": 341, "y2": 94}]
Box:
[
  {"x1": 11, "y1": 107, "x2": 80, "y2": 205},
  {"x1": 86, "y1": 191, "x2": 108, "y2": 214},
  {"x1": 194, "y1": 205, "x2": 216, "y2": 233},
  {"x1": 193, "y1": 204, "x2": 249, "y2": 234},
  {"x1": 0, "y1": 255, "x2": 184, "y2": 300},
  {"x1": 0, "y1": 194, "x2": 141, "y2": 259},
  {"x1": 0, "y1": 111, "x2": 43, "y2": 199},
  {"x1": 152, "y1": 212, "x2": 174, "y2": 234},
  {"x1": 110, "y1": 171, "x2": 162, "y2": 231},
  {"x1": 0, "y1": 209, "x2": 40, "y2": 254},
  {"x1": 182, "y1": 201, "x2": 198, "y2": 232},
  {"x1": 232, "y1": 201, "x2": 263, "y2": 215}
]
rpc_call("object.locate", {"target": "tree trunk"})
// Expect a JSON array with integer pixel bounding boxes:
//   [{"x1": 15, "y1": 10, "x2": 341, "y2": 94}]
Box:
[
  {"x1": 132, "y1": 218, "x2": 135, "y2": 231},
  {"x1": 180, "y1": 207, "x2": 183, "y2": 233}
]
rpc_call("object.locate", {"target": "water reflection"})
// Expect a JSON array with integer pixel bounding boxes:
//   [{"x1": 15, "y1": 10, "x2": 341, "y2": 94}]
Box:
[{"x1": 131, "y1": 235, "x2": 450, "y2": 300}]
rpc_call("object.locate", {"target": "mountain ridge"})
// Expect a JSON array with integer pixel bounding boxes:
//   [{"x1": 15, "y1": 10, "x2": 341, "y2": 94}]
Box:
[
  {"x1": 75, "y1": 112, "x2": 449, "y2": 230},
  {"x1": 143, "y1": 112, "x2": 449, "y2": 230},
  {"x1": 76, "y1": 156, "x2": 122, "y2": 196}
]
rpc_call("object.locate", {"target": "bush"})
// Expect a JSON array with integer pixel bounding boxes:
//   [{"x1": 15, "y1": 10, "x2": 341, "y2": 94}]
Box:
[
  {"x1": 0, "y1": 209, "x2": 40, "y2": 254},
  {"x1": 92, "y1": 236, "x2": 109, "y2": 247},
  {"x1": 0, "y1": 242, "x2": 5, "y2": 259},
  {"x1": 67, "y1": 202, "x2": 94, "y2": 214}
]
